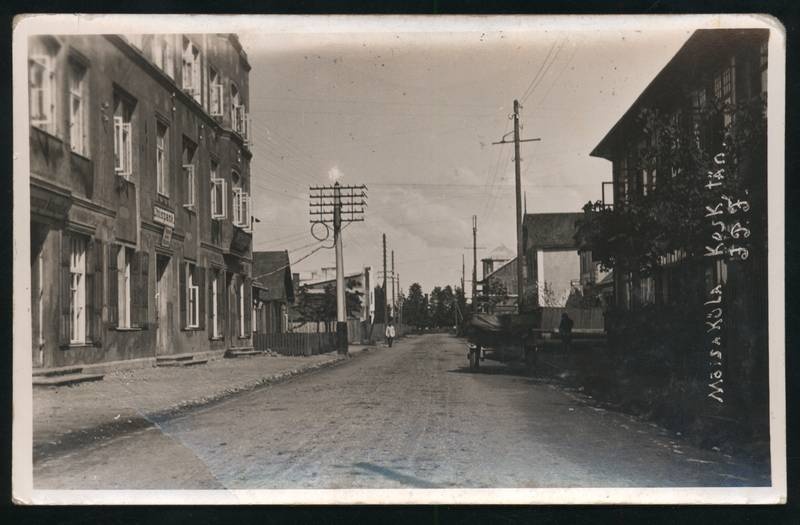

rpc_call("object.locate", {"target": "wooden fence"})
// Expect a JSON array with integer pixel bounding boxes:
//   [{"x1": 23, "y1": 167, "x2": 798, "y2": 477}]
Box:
[
  {"x1": 254, "y1": 332, "x2": 337, "y2": 356},
  {"x1": 256, "y1": 321, "x2": 412, "y2": 355},
  {"x1": 540, "y1": 307, "x2": 605, "y2": 331}
]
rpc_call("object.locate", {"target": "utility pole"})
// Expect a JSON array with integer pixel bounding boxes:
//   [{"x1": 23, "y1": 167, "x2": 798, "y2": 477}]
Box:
[
  {"x1": 382, "y1": 233, "x2": 388, "y2": 323},
  {"x1": 309, "y1": 182, "x2": 367, "y2": 354},
  {"x1": 492, "y1": 99, "x2": 540, "y2": 313},
  {"x1": 461, "y1": 253, "x2": 465, "y2": 293},
  {"x1": 472, "y1": 215, "x2": 478, "y2": 304},
  {"x1": 391, "y1": 250, "x2": 396, "y2": 318}
]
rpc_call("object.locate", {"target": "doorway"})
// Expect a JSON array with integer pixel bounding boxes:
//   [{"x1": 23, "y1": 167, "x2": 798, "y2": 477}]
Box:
[{"x1": 155, "y1": 254, "x2": 172, "y2": 356}]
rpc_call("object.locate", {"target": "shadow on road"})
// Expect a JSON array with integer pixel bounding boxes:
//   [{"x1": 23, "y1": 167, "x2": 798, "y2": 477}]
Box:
[
  {"x1": 352, "y1": 462, "x2": 441, "y2": 488},
  {"x1": 447, "y1": 364, "x2": 532, "y2": 378}
]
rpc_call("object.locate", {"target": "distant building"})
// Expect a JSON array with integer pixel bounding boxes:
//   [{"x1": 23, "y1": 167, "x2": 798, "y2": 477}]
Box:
[
  {"x1": 252, "y1": 251, "x2": 294, "y2": 334},
  {"x1": 481, "y1": 244, "x2": 514, "y2": 281},
  {"x1": 522, "y1": 212, "x2": 584, "y2": 307},
  {"x1": 478, "y1": 256, "x2": 518, "y2": 313},
  {"x1": 29, "y1": 34, "x2": 254, "y2": 369},
  {"x1": 293, "y1": 267, "x2": 372, "y2": 322}
]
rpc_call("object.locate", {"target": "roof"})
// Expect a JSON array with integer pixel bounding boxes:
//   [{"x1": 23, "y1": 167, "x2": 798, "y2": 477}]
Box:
[
  {"x1": 482, "y1": 244, "x2": 515, "y2": 262},
  {"x1": 591, "y1": 28, "x2": 768, "y2": 160},
  {"x1": 523, "y1": 212, "x2": 583, "y2": 250},
  {"x1": 252, "y1": 251, "x2": 294, "y2": 303}
]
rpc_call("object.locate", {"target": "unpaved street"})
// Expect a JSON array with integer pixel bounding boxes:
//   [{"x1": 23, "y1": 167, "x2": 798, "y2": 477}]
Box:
[{"x1": 35, "y1": 333, "x2": 769, "y2": 489}]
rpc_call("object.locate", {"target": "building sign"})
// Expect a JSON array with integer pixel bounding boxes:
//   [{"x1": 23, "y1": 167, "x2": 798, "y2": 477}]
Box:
[
  {"x1": 161, "y1": 226, "x2": 173, "y2": 248},
  {"x1": 153, "y1": 205, "x2": 175, "y2": 228}
]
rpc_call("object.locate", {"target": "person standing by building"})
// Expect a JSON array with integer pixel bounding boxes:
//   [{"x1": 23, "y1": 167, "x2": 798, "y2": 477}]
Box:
[{"x1": 385, "y1": 320, "x2": 396, "y2": 348}]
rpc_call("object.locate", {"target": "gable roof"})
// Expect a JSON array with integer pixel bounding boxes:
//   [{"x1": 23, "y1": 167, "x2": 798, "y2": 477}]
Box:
[
  {"x1": 252, "y1": 250, "x2": 294, "y2": 303},
  {"x1": 523, "y1": 212, "x2": 583, "y2": 250}
]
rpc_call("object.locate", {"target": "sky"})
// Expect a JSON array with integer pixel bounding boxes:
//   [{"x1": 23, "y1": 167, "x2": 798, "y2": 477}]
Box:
[{"x1": 240, "y1": 22, "x2": 693, "y2": 295}]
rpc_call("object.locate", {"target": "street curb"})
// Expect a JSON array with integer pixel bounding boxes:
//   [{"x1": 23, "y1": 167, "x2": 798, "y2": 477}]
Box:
[{"x1": 34, "y1": 352, "x2": 364, "y2": 464}]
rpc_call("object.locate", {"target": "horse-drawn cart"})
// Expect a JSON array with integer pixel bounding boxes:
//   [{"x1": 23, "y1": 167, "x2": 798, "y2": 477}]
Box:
[{"x1": 464, "y1": 310, "x2": 542, "y2": 372}]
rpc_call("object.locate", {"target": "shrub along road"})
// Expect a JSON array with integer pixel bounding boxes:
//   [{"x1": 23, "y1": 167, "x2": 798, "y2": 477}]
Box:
[{"x1": 34, "y1": 333, "x2": 769, "y2": 489}]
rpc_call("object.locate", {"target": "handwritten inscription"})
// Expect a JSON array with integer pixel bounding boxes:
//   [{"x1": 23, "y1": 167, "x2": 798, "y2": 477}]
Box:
[{"x1": 702, "y1": 150, "x2": 751, "y2": 404}]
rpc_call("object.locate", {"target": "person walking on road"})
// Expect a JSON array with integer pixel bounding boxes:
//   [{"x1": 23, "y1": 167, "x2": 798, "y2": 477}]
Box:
[
  {"x1": 558, "y1": 312, "x2": 574, "y2": 352},
  {"x1": 385, "y1": 321, "x2": 396, "y2": 348}
]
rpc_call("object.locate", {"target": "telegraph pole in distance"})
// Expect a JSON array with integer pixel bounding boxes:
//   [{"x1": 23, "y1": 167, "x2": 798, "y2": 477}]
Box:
[
  {"x1": 492, "y1": 99, "x2": 540, "y2": 312},
  {"x1": 309, "y1": 182, "x2": 367, "y2": 354},
  {"x1": 391, "y1": 250, "x2": 395, "y2": 317},
  {"x1": 382, "y1": 233, "x2": 388, "y2": 323},
  {"x1": 472, "y1": 215, "x2": 478, "y2": 304}
]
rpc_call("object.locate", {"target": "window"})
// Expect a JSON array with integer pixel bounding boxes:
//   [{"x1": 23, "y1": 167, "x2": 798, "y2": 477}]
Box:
[
  {"x1": 232, "y1": 184, "x2": 251, "y2": 230},
  {"x1": 113, "y1": 96, "x2": 134, "y2": 179},
  {"x1": 713, "y1": 58, "x2": 736, "y2": 128},
  {"x1": 154, "y1": 36, "x2": 175, "y2": 79},
  {"x1": 69, "y1": 235, "x2": 87, "y2": 343},
  {"x1": 182, "y1": 37, "x2": 201, "y2": 103},
  {"x1": 156, "y1": 121, "x2": 169, "y2": 196},
  {"x1": 210, "y1": 269, "x2": 221, "y2": 338},
  {"x1": 209, "y1": 66, "x2": 223, "y2": 116},
  {"x1": 182, "y1": 139, "x2": 196, "y2": 209},
  {"x1": 185, "y1": 261, "x2": 200, "y2": 329},
  {"x1": 67, "y1": 61, "x2": 89, "y2": 155},
  {"x1": 210, "y1": 162, "x2": 227, "y2": 219},
  {"x1": 117, "y1": 246, "x2": 133, "y2": 328},
  {"x1": 231, "y1": 83, "x2": 248, "y2": 137},
  {"x1": 29, "y1": 38, "x2": 58, "y2": 133}
]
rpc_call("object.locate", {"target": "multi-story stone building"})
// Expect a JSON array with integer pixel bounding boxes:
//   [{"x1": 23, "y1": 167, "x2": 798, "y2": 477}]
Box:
[{"x1": 29, "y1": 33, "x2": 254, "y2": 369}]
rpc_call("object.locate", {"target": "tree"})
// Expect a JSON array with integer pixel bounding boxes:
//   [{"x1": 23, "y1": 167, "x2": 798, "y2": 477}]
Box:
[{"x1": 402, "y1": 282, "x2": 428, "y2": 330}]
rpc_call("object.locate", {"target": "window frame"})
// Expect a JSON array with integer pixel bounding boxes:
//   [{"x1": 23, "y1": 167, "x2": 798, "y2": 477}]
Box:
[
  {"x1": 181, "y1": 37, "x2": 202, "y2": 102},
  {"x1": 68, "y1": 59, "x2": 88, "y2": 156},
  {"x1": 29, "y1": 43, "x2": 57, "y2": 133},
  {"x1": 210, "y1": 269, "x2": 220, "y2": 339},
  {"x1": 117, "y1": 246, "x2": 134, "y2": 329},
  {"x1": 185, "y1": 261, "x2": 200, "y2": 329},
  {"x1": 69, "y1": 235, "x2": 87, "y2": 344},
  {"x1": 156, "y1": 120, "x2": 169, "y2": 197},
  {"x1": 183, "y1": 164, "x2": 196, "y2": 209},
  {"x1": 209, "y1": 66, "x2": 223, "y2": 116},
  {"x1": 210, "y1": 164, "x2": 227, "y2": 220}
]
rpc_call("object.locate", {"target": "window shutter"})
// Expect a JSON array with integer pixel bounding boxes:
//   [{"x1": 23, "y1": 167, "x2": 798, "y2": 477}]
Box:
[
  {"x1": 179, "y1": 261, "x2": 187, "y2": 329},
  {"x1": 138, "y1": 251, "x2": 150, "y2": 328},
  {"x1": 198, "y1": 266, "x2": 206, "y2": 330},
  {"x1": 210, "y1": 179, "x2": 217, "y2": 217},
  {"x1": 242, "y1": 193, "x2": 251, "y2": 232},
  {"x1": 130, "y1": 249, "x2": 140, "y2": 327},
  {"x1": 108, "y1": 244, "x2": 118, "y2": 327},
  {"x1": 92, "y1": 240, "x2": 104, "y2": 343},
  {"x1": 114, "y1": 116, "x2": 123, "y2": 172},
  {"x1": 59, "y1": 233, "x2": 72, "y2": 346},
  {"x1": 123, "y1": 122, "x2": 132, "y2": 177},
  {"x1": 244, "y1": 277, "x2": 252, "y2": 336},
  {"x1": 85, "y1": 238, "x2": 96, "y2": 343},
  {"x1": 221, "y1": 179, "x2": 227, "y2": 217},
  {"x1": 208, "y1": 270, "x2": 214, "y2": 339}
]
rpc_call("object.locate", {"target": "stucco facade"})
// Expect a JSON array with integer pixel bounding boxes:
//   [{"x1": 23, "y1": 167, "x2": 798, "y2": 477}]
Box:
[{"x1": 29, "y1": 34, "x2": 254, "y2": 368}]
